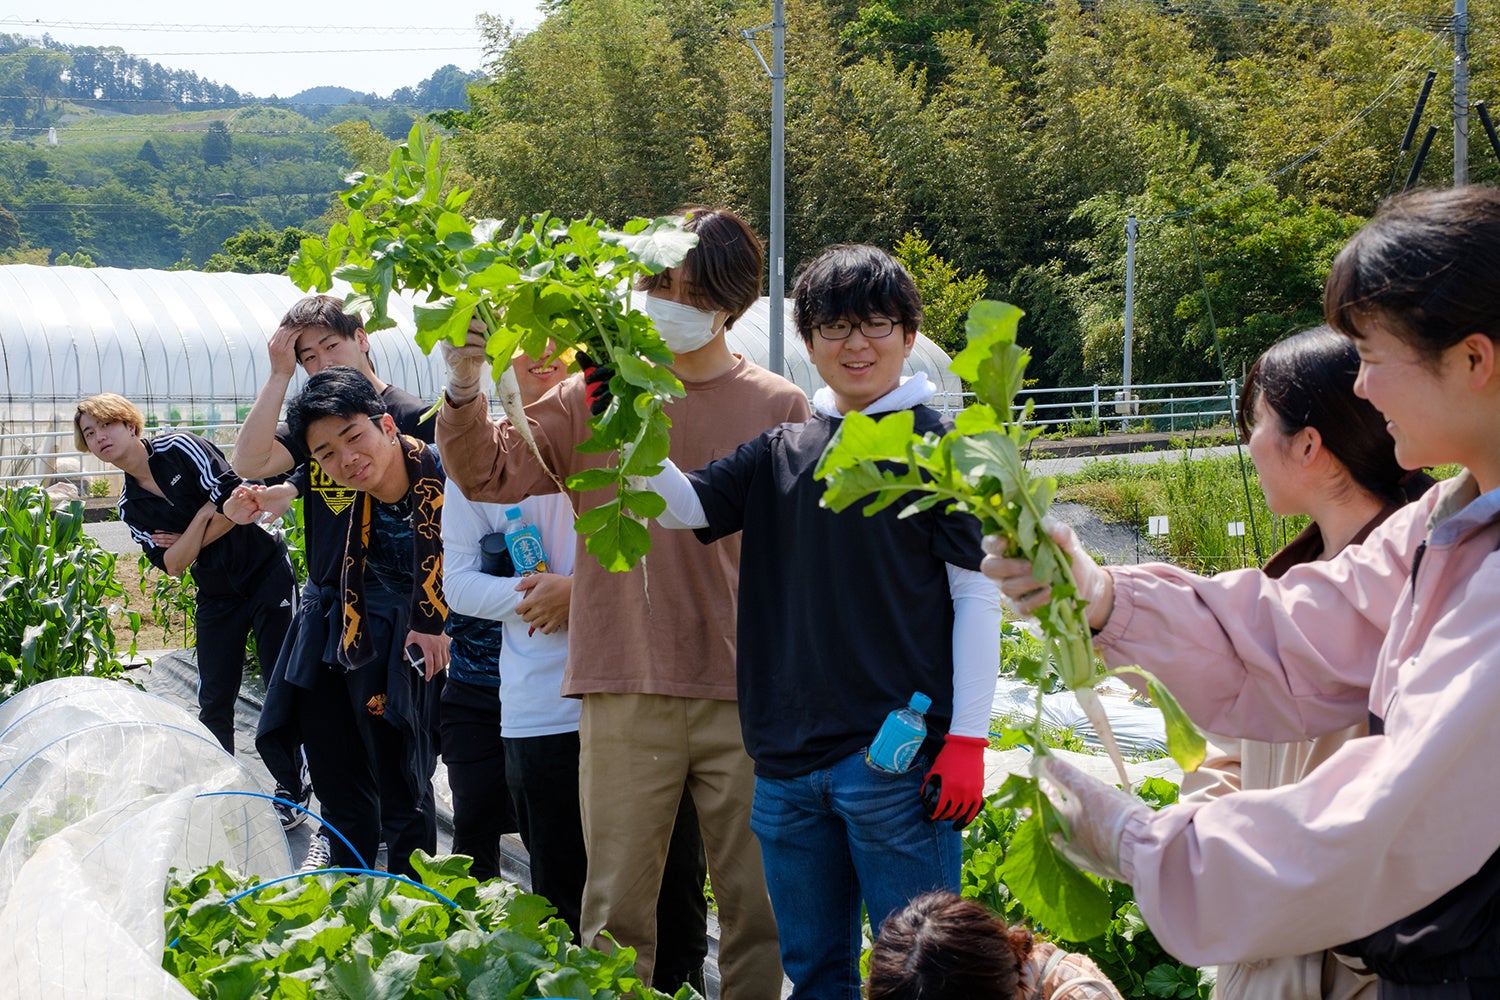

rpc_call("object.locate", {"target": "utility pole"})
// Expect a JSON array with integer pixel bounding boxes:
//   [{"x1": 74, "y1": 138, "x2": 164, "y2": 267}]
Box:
[
  {"x1": 1454, "y1": 0, "x2": 1469, "y2": 184},
  {"x1": 1122, "y1": 215, "x2": 1137, "y2": 396},
  {"x1": 741, "y1": 0, "x2": 787, "y2": 376}
]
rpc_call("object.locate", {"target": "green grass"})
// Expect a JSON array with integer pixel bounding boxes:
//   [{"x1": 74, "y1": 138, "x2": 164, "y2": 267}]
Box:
[{"x1": 1058, "y1": 452, "x2": 1309, "y2": 574}]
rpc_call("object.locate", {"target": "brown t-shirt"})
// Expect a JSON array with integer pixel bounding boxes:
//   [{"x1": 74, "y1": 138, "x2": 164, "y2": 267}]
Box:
[{"x1": 437, "y1": 355, "x2": 810, "y2": 700}]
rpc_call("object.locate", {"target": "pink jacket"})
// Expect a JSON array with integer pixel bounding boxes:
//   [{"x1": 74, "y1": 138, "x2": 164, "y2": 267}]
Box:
[{"x1": 1095, "y1": 473, "x2": 1500, "y2": 967}]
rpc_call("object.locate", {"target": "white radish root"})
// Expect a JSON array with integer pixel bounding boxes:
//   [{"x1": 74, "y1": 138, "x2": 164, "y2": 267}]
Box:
[{"x1": 1074, "y1": 685, "x2": 1132, "y2": 790}]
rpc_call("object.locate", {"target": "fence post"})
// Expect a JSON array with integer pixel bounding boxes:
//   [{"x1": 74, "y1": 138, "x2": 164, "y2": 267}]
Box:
[{"x1": 1091, "y1": 385, "x2": 1100, "y2": 428}]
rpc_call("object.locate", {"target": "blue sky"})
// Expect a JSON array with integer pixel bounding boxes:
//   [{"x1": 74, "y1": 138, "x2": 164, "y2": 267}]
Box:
[{"x1": 2, "y1": 1, "x2": 545, "y2": 98}]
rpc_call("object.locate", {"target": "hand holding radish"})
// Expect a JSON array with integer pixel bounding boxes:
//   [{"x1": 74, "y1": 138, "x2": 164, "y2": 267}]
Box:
[
  {"x1": 1033, "y1": 754, "x2": 1149, "y2": 884},
  {"x1": 983, "y1": 517, "x2": 1115, "y2": 630},
  {"x1": 442, "y1": 320, "x2": 489, "y2": 406}
]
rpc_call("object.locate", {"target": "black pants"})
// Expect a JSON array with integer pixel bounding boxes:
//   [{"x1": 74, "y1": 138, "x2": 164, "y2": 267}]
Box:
[
  {"x1": 194, "y1": 559, "x2": 295, "y2": 753},
  {"x1": 1379, "y1": 979, "x2": 1500, "y2": 998},
  {"x1": 502, "y1": 730, "x2": 709, "y2": 984},
  {"x1": 440, "y1": 676, "x2": 517, "y2": 882},
  {"x1": 298, "y1": 657, "x2": 437, "y2": 880}
]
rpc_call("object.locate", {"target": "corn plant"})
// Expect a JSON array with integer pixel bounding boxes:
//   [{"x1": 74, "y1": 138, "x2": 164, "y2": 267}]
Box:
[
  {"x1": 0, "y1": 486, "x2": 139, "y2": 697},
  {"x1": 138, "y1": 554, "x2": 197, "y2": 648}
]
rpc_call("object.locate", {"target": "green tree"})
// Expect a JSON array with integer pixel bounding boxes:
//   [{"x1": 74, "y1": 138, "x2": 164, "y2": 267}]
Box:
[
  {"x1": 136, "y1": 139, "x2": 164, "y2": 170},
  {"x1": 202, "y1": 225, "x2": 314, "y2": 273},
  {"x1": 201, "y1": 120, "x2": 232, "y2": 167},
  {"x1": 183, "y1": 205, "x2": 264, "y2": 264},
  {"x1": 893, "y1": 229, "x2": 987, "y2": 354},
  {"x1": 0, "y1": 202, "x2": 19, "y2": 251},
  {"x1": 456, "y1": 0, "x2": 702, "y2": 222}
]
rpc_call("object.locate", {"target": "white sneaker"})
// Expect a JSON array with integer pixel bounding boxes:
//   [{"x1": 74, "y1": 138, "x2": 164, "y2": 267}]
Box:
[
  {"x1": 298, "y1": 832, "x2": 332, "y2": 873},
  {"x1": 272, "y1": 784, "x2": 310, "y2": 831}
]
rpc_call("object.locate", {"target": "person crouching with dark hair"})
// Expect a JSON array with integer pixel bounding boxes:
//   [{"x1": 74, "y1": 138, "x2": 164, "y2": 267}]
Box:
[
  {"x1": 867, "y1": 892, "x2": 1123, "y2": 1000},
  {"x1": 278, "y1": 366, "x2": 447, "y2": 879}
]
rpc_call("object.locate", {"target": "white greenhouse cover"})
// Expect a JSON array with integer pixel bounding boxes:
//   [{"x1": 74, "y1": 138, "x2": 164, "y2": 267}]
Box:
[
  {"x1": 0, "y1": 676, "x2": 291, "y2": 998},
  {"x1": 0, "y1": 265, "x2": 963, "y2": 421}
]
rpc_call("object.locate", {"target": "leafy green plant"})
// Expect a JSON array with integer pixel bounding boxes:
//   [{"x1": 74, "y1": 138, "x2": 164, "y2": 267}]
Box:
[
  {"x1": 962, "y1": 778, "x2": 1213, "y2": 999},
  {"x1": 163, "y1": 853, "x2": 691, "y2": 1000},
  {"x1": 0, "y1": 486, "x2": 139, "y2": 697},
  {"x1": 815, "y1": 301, "x2": 1205, "y2": 941},
  {"x1": 290, "y1": 123, "x2": 694, "y2": 572},
  {"x1": 138, "y1": 554, "x2": 196, "y2": 648}
]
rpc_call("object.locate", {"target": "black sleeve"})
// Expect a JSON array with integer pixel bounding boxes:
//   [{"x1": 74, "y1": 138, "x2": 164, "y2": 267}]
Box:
[
  {"x1": 686, "y1": 432, "x2": 769, "y2": 544},
  {"x1": 119, "y1": 497, "x2": 169, "y2": 573}
]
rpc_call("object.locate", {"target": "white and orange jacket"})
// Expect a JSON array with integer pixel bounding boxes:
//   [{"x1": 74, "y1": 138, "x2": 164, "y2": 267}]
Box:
[{"x1": 1094, "y1": 472, "x2": 1500, "y2": 973}]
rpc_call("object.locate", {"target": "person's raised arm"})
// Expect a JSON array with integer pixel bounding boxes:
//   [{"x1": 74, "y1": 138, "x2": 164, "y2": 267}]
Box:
[{"x1": 232, "y1": 323, "x2": 301, "y2": 478}]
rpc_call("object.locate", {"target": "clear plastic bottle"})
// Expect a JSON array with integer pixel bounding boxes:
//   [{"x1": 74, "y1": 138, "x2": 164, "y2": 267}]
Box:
[
  {"x1": 503, "y1": 506, "x2": 549, "y2": 575},
  {"x1": 866, "y1": 692, "x2": 932, "y2": 774}
]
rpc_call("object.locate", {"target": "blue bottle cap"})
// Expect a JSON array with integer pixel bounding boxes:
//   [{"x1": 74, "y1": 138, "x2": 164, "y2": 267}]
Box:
[{"x1": 910, "y1": 692, "x2": 932, "y2": 713}]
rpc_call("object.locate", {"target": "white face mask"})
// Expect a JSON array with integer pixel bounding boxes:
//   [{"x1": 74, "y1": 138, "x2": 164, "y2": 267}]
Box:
[{"x1": 645, "y1": 294, "x2": 723, "y2": 355}]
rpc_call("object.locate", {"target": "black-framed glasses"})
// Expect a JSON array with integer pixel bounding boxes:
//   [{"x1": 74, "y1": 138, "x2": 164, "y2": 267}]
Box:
[{"x1": 815, "y1": 317, "x2": 900, "y2": 341}]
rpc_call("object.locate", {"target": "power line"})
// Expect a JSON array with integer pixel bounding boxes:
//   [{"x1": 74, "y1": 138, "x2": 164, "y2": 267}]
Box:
[{"x1": 0, "y1": 18, "x2": 484, "y2": 35}]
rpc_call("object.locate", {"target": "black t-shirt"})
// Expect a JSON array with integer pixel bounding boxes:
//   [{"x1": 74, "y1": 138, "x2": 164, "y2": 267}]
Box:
[
  {"x1": 689, "y1": 406, "x2": 984, "y2": 778},
  {"x1": 120, "y1": 431, "x2": 287, "y2": 600},
  {"x1": 278, "y1": 384, "x2": 434, "y2": 587}
]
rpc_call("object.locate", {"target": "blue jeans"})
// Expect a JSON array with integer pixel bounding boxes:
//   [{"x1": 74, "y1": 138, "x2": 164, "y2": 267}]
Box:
[{"x1": 750, "y1": 750, "x2": 962, "y2": 1000}]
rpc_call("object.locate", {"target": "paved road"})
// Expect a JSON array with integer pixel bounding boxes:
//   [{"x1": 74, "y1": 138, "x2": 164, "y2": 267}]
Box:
[{"x1": 1028, "y1": 442, "x2": 1240, "y2": 477}]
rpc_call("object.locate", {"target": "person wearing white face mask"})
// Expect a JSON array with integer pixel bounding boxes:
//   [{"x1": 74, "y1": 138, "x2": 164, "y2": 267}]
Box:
[
  {"x1": 437, "y1": 207, "x2": 808, "y2": 998},
  {"x1": 643, "y1": 294, "x2": 727, "y2": 356}
]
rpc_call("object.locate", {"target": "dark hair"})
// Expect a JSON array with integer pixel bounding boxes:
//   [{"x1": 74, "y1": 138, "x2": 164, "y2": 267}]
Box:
[
  {"x1": 1325, "y1": 185, "x2": 1500, "y2": 364},
  {"x1": 1238, "y1": 326, "x2": 1423, "y2": 505},
  {"x1": 284, "y1": 366, "x2": 387, "y2": 450},
  {"x1": 279, "y1": 294, "x2": 363, "y2": 339},
  {"x1": 866, "y1": 892, "x2": 1034, "y2": 1000},
  {"x1": 636, "y1": 207, "x2": 764, "y2": 329},
  {"x1": 791, "y1": 244, "x2": 923, "y2": 347}
]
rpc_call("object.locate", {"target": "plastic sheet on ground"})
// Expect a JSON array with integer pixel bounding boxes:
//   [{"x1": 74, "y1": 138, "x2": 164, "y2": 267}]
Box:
[
  {"x1": 991, "y1": 675, "x2": 1168, "y2": 757},
  {"x1": 0, "y1": 676, "x2": 291, "y2": 999}
]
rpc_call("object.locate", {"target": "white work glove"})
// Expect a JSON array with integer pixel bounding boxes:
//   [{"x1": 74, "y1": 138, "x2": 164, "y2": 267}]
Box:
[
  {"x1": 441, "y1": 319, "x2": 490, "y2": 406},
  {"x1": 1033, "y1": 754, "x2": 1149, "y2": 884},
  {"x1": 982, "y1": 516, "x2": 1114, "y2": 630}
]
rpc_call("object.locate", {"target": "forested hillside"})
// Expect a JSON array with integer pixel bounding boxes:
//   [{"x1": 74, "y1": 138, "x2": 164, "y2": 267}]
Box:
[
  {"x1": 0, "y1": 35, "x2": 482, "y2": 271},
  {"x1": 446, "y1": 0, "x2": 1494, "y2": 387}
]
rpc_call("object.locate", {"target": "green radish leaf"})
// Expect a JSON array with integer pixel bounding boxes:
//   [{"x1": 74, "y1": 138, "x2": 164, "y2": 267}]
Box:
[
  {"x1": 999, "y1": 788, "x2": 1113, "y2": 941},
  {"x1": 1110, "y1": 666, "x2": 1208, "y2": 772},
  {"x1": 287, "y1": 125, "x2": 699, "y2": 572},
  {"x1": 584, "y1": 511, "x2": 652, "y2": 572},
  {"x1": 567, "y1": 467, "x2": 622, "y2": 493},
  {"x1": 602, "y1": 215, "x2": 700, "y2": 272}
]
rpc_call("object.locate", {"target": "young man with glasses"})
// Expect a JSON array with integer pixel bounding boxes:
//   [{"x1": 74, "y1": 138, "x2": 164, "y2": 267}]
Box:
[{"x1": 646, "y1": 243, "x2": 1003, "y2": 1000}]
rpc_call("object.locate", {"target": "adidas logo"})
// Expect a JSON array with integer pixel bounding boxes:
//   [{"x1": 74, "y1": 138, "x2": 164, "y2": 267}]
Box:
[
  {"x1": 170, "y1": 474, "x2": 182, "y2": 486},
  {"x1": 279, "y1": 598, "x2": 292, "y2": 607}
]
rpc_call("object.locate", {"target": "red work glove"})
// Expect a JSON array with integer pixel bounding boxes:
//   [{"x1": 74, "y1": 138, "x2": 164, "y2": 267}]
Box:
[
  {"x1": 575, "y1": 350, "x2": 615, "y2": 417},
  {"x1": 921, "y1": 733, "x2": 989, "y2": 829}
]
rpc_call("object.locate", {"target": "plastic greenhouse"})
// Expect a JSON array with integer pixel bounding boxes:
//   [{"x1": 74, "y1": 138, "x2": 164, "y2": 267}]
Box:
[
  {"x1": 0, "y1": 264, "x2": 963, "y2": 489},
  {"x1": 0, "y1": 676, "x2": 291, "y2": 997}
]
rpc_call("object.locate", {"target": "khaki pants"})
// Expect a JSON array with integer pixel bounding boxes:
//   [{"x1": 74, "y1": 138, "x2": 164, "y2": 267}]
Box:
[{"x1": 579, "y1": 693, "x2": 783, "y2": 999}]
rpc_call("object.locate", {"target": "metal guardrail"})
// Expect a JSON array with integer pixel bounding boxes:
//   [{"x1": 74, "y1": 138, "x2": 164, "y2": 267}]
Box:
[
  {"x1": 930, "y1": 379, "x2": 1240, "y2": 432},
  {"x1": 0, "y1": 383, "x2": 1240, "y2": 490}
]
